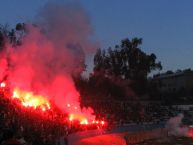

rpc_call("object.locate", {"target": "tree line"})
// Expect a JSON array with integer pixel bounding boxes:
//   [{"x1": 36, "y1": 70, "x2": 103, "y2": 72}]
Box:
[{"x1": 74, "y1": 38, "x2": 162, "y2": 105}]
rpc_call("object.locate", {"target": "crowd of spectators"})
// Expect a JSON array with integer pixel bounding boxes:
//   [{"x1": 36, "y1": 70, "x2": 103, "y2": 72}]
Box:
[
  {"x1": 0, "y1": 92, "x2": 69, "y2": 145},
  {"x1": 0, "y1": 88, "x2": 182, "y2": 145},
  {"x1": 85, "y1": 100, "x2": 182, "y2": 126}
]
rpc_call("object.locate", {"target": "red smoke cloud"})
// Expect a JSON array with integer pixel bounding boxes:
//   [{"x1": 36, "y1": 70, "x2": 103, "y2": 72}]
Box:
[{"x1": 0, "y1": 1, "x2": 97, "y2": 123}]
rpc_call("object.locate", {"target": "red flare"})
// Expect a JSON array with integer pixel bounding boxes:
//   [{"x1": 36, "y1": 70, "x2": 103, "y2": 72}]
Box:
[
  {"x1": 0, "y1": 82, "x2": 6, "y2": 88},
  {"x1": 2, "y1": 87, "x2": 108, "y2": 128},
  {"x1": 101, "y1": 121, "x2": 105, "y2": 125},
  {"x1": 12, "y1": 88, "x2": 51, "y2": 111}
]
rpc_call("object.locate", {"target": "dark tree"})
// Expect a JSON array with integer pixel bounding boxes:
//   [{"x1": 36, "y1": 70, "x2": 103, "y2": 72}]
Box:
[
  {"x1": 0, "y1": 31, "x2": 5, "y2": 51},
  {"x1": 93, "y1": 38, "x2": 162, "y2": 95},
  {"x1": 0, "y1": 24, "x2": 10, "y2": 51}
]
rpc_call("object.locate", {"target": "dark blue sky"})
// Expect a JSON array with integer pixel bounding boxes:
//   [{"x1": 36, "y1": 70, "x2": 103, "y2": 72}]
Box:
[{"x1": 1, "y1": 0, "x2": 193, "y2": 73}]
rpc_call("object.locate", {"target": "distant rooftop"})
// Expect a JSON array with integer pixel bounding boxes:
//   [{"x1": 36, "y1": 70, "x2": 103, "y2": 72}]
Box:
[{"x1": 153, "y1": 69, "x2": 193, "y2": 79}]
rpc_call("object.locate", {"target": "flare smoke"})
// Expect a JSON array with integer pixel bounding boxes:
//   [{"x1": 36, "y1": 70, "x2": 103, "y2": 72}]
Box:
[{"x1": 0, "y1": 1, "x2": 96, "y2": 120}]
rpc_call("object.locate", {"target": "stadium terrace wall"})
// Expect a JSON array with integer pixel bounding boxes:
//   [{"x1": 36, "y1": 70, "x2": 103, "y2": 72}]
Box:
[{"x1": 67, "y1": 122, "x2": 165, "y2": 144}]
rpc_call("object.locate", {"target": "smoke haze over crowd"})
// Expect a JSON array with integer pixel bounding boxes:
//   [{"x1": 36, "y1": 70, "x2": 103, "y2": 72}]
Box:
[{"x1": 0, "y1": 1, "x2": 97, "y2": 121}]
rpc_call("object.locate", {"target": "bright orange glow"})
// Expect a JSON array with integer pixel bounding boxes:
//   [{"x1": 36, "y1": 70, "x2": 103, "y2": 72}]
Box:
[
  {"x1": 68, "y1": 114, "x2": 106, "y2": 127},
  {"x1": 80, "y1": 119, "x2": 88, "y2": 125},
  {"x1": 68, "y1": 113, "x2": 106, "y2": 126},
  {"x1": 10, "y1": 88, "x2": 107, "y2": 127},
  {"x1": 12, "y1": 88, "x2": 50, "y2": 111},
  {"x1": 69, "y1": 113, "x2": 88, "y2": 124},
  {"x1": 69, "y1": 114, "x2": 74, "y2": 121}
]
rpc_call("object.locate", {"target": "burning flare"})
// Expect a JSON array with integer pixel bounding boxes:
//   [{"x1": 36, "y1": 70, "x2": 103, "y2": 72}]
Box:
[
  {"x1": 12, "y1": 88, "x2": 51, "y2": 111},
  {"x1": 0, "y1": 82, "x2": 106, "y2": 126}
]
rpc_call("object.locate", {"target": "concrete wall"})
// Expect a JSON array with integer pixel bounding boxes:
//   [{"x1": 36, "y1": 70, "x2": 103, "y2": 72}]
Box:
[
  {"x1": 68, "y1": 122, "x2": 165, "y2": 144},
  {"x1": 124, "y1": 128, "x2": 167, "y2": 144}
]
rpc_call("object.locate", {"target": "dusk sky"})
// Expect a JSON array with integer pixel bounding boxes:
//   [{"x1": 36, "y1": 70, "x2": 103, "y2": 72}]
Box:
[{"x1": 0, "y1": 0, "x2": 193, "y2": 73}]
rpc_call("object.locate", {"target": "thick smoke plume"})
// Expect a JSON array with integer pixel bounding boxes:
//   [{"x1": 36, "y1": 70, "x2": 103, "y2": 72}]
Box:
[
  {"x1": 0, "y1": 1, "x2": 96, "y2": 121},
  {"x1": 166, "y1": 114, "x2": 188, "y2": 136}
]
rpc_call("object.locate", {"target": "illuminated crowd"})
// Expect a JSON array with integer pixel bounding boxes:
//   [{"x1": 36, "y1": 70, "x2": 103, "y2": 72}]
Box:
[
  {"x1": 0, "y1": 86, "x2": 106, "y2": 145},
  {"x1": 0, "y1": 93, "x2": 69, "y2": 145},
  {"x1": 0, "y1": 86, "x2": 181, "y2": 145}
]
